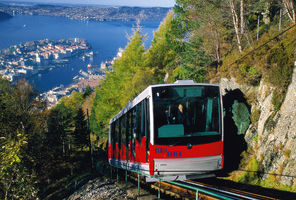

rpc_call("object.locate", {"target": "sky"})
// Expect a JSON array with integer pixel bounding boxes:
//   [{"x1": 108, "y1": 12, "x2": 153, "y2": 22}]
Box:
[{"x1": 3, "y1": 0, "x2": 176, "y2": 7}]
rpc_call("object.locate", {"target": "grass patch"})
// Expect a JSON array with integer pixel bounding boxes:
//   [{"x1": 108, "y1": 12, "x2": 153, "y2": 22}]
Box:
[
  {"x1": 250, "y1": 107, "x2": 261, "y2": 124},
  {"x1": 272, "y1": 89, "x2": 286, "y2": 111},
  {"x1": 252, "y1": 135, "x2": 258, "y2": 143},
  {"x1": 235, "y1": 156, "x2": 259, "y2": 184},
  {"x1": 238, "y1": 65, "x2": 261, "y2": 86},
  {"x1": 264, "y1": 112, "x2": 277, "y2": 131},
  {"x1": 227, "y1": 154, "x2": 296, "y2": 192}
]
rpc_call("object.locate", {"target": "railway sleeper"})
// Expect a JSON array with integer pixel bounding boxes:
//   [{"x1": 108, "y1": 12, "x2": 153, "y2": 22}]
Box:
[
  {"x1": 118, "y1": 171, "x2": 216, "y2": 200},
  {"x1": 151, "y1": 182, "x2": 194, "y2": 200}
]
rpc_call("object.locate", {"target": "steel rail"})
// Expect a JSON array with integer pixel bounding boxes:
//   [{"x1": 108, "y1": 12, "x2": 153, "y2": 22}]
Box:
[
  {"x1": 181, "y1": 180, "x2": 277, "y2": 200},
  {"x1": 186, "y1": 180, "x2": 276, "y2": 200}
]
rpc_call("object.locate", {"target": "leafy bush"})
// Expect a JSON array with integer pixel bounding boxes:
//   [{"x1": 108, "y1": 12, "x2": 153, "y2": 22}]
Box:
[
  {"x1": 252, "y1": 135, "x2": 258, "y2": 142},
  {"x1": 265, "y1": 43, "x2": 294, "y2": 90},
  {"x1": 272, "y1": 89, "x2": 285, "y2": 111},
  {"x1": 250, "y1": 107, "x2": 261, "y2": 124},
  {"x1": 236, "y1": 156, "x2": 259, "y2": 184},
  {"x1": 232, "y1": 100, "x2": 250, "y2": 135},
  {"x1": 239, "y1": 65, "x2": 262, "y2": 86}
]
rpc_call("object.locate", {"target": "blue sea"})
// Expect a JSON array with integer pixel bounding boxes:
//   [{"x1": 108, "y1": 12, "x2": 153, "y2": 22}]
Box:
[{"x1": 0, "y1": 15, "x2": 160, "y2": 92}]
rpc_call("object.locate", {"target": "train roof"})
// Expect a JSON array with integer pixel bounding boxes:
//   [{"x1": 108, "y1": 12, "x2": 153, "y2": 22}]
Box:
[
  {"x1": 150, "y1": 80, "x2": 219, "y2": 88},
  {"x1": 109, "y1": 80, "x2": 220, "y2": 124}
]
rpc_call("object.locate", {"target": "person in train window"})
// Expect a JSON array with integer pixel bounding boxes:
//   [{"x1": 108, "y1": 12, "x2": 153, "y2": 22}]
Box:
[
  {"x1": 177, "y1": 104, "x2": 185, "y2": 123},
  {"x1": 165, "y1": 106, "x2": 171, "y2": 124},
  {"x1": 176, "y1": 104, "x2": 191, "y2": 130}
]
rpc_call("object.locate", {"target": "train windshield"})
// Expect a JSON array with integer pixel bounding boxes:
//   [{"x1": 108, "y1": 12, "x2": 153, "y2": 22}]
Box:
[{"x1": 152, "y1": 85, "x2": 221, "y2": 145}]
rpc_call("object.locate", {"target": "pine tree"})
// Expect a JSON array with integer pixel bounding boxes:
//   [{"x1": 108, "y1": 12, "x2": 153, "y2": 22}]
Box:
[
  {"x1": 74, "y1": 108, "x2": 89, "y2": 150},
  {"x1": 0, "y1": 78, "x2": 43, "y2": 200},
  {"x1": 145, "y1": 11, "x2": 175, "y2": 82},
  {"x1": 166, "y1": 0, "x2": 210, "y2": 82},
  {"x1": 90, "y1": 24, "x2": 148, "y2": 137}
]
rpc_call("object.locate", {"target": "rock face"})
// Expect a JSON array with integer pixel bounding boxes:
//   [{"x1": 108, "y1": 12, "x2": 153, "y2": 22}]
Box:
[{"x1": 220, "y1": 67, "x2": 296, "y2": 187}]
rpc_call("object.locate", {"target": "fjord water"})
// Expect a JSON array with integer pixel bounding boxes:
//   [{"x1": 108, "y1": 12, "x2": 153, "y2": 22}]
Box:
[{"x1": 0, "y1": 15, "x2": 160, "y2": 92}]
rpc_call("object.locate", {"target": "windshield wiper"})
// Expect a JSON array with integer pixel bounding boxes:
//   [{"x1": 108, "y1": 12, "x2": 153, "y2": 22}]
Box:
[{"x1": 169, "y1": 135, "x2": 192, "y2": 146}]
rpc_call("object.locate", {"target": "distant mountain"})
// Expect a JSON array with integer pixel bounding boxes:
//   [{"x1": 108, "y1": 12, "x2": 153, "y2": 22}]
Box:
[
  {"x1": 0, "y1": 11, "x2": 12, "y2": 21},
  {"x1": 0, "y1": 4, "x2": 170, "y2": 21}
]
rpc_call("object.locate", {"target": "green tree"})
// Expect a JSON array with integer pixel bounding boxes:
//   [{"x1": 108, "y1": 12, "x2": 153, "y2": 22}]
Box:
[
  {"x1": 190, "y1": 1, "x2": 230, "y2": 63},
  {"x1": 144, "y1": 11, "x2": 175, "y2": 82},
  {"x1": 89, "y1": 92, "x2": 102, "y2": 135},
  {"x1": 0, "y1": 78, "x2": 18, "y2": 140},
  {"x1": 83, "y1": 85, "x2": 93, "y2": 98},
  {"x1": 60, "y1": 90, "x2": 84, "y2": 110},
  {"x1": 90, "y1": 24, "x2": 159, "y2": 137},
  {"x1": 0, "y1": 134, "x2": 38, "y2": 200},
  {"x1": 232, "y1": 100, "x2": 250, "y2": 135},
  {"x1": 47, "y1": 102, "x2": 74, "y2": 157},
  {"x1": 74, "y1": 108, "x2": 89, "y2": 150},
  {"x1": 166, "y1": 0, "x2": 210, "y2": 82},
  {"x1": 0, "y1": 78, "x2": 43, "y2": 200}
]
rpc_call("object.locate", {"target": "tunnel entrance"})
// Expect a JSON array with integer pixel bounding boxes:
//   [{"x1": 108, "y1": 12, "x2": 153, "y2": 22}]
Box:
[{"x1": 222, "y1": 89, "x2": 249, "y2": 174}]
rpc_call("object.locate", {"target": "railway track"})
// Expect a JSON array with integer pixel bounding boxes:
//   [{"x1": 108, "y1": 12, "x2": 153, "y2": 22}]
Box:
[
  {"x1": 128, "y1": 176, "x2": 273, "y2": 199},
  {"x1": 113, "y1": 169, "x2": 296, "y2": 200},
  {"x1": 148, "y1": 179, "x2": 274, "y2": 200},
  {"x1": 181, "y1": 180, "x2": 277, "y2": 200}
]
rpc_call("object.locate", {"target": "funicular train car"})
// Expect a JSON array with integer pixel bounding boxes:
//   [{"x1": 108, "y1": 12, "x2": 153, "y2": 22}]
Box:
[{"x1": 108, "y1": 80, "x2": 224, "y2": 181}]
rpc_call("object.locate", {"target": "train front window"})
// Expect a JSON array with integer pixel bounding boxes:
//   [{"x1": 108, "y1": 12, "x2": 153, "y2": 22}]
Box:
[{"x1": 152, "y1": 85, "x2": 221, "y2": 145}]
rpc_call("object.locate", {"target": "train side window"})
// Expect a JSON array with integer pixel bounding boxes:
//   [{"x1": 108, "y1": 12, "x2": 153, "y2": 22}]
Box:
[
  {"x1": 126, "y1": 111, "x2": 130, "y2": 158},
  {"x1": 136, "y1": 102, "x2": 143, "y2": 141},
  {"x1": 118, "y1": 118, "x2": 122, "y2": 150},
  {"x1": 127, "y1": 111, "x2": 132, "y2": 146},
  {"x1": 121, "y1": 115, "x2": 126, "y2": 147},
  {"x1": 132, "y1": 107, "x2": 137, "y2": 140},
  {"x1": 115, "y1": 119, "x2": 119, "y2": 148},
  {"x1": 131, "y1": 108, "x2": 136, "y2": 157},
  {"x1": 144, "y1": 98, "x2": 150, "y2": 145},
  {"x1": 111, "y1": 122, "x2": 116, "y2": 158},
  {"x1": 141, "y1": 101, "x2": 145, "y2": 138}
]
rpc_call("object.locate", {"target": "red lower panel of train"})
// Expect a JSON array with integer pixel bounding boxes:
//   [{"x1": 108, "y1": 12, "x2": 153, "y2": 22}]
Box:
[{"x1": 108, "y1": 138, "x2": 223, "y2": 176}]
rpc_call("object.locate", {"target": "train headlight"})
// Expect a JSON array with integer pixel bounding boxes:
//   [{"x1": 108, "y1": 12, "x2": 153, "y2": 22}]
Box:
[
  {"x1": 217, "y1": 158, "x2": 222, "y2": 169},
  {"x1": 187, "y1": 143, "x2": 192, "y2": 149}
]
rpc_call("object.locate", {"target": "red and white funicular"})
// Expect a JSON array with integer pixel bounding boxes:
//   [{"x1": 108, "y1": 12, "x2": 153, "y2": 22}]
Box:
[{"x1": 108, "y1": 80, "x2": 224, "y2": 181}]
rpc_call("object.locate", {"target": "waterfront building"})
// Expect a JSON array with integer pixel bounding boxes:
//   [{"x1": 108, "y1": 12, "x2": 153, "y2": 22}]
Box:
[{"x1": 35, "y1": 53, "x2": 41, "y2": 63}]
